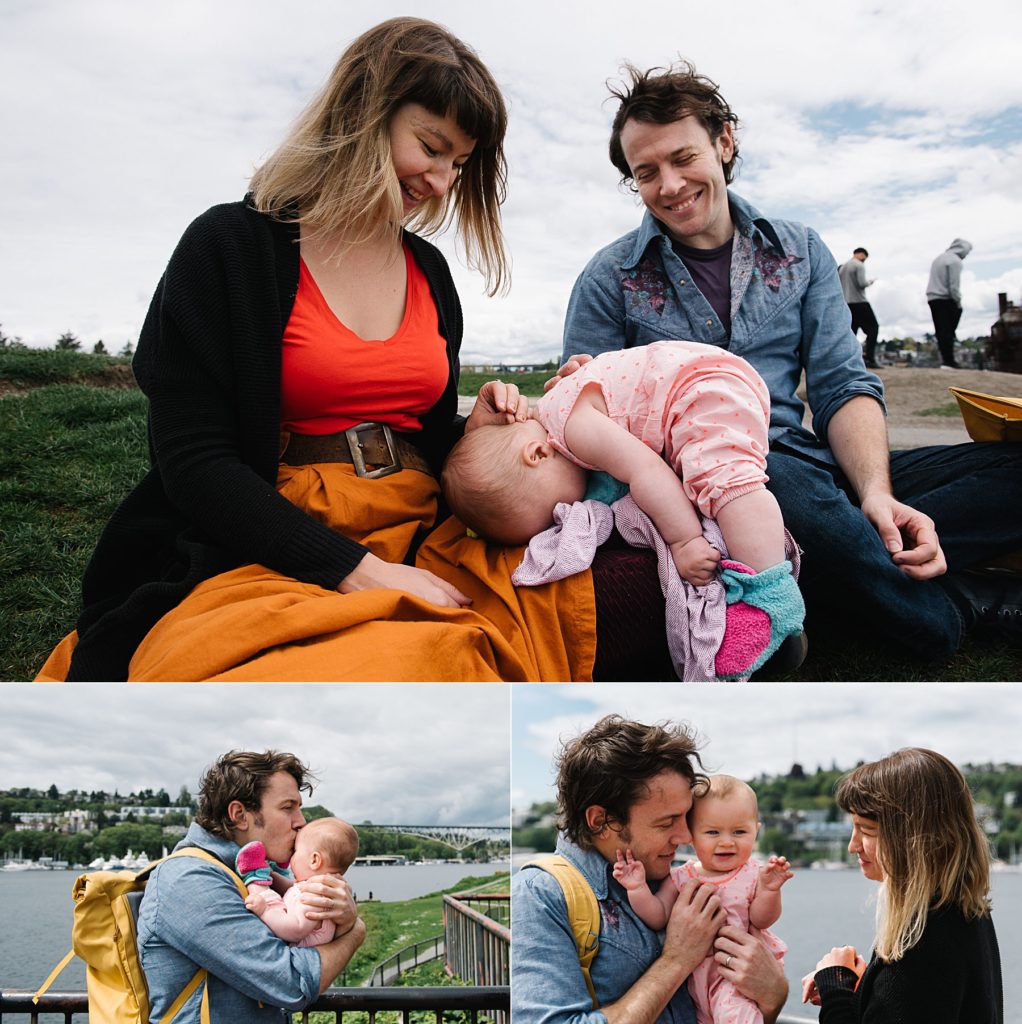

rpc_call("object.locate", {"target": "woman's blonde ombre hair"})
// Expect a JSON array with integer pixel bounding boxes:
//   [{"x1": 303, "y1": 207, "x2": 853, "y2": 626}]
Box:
[
  {"x1": 835, "y1": 748, "x2": 991, "y2": 962},
  {"x1": 250, "y1": 17, "x2": 509, "y2": 295}
]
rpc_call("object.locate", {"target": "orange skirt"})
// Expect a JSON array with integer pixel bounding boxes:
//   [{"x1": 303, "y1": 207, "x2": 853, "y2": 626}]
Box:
[{"x1": 36, "y1": 463, "x2": 595, "y2": 682}]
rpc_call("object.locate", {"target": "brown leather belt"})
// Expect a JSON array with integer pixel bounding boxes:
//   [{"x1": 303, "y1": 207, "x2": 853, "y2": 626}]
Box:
[{"x1": 279, "y1": 423, "x2": 433, "y2": 478}]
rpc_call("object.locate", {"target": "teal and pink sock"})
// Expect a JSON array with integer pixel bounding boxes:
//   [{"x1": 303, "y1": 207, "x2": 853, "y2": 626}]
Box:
[{"x1": 714, "y1": 559, "x2": 805, "y2": 680}]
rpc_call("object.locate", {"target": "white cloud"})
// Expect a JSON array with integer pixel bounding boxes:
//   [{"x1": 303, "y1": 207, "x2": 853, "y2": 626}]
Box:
[
  {"x1": 0, "y1": 684, "x2": 510, "y2": 826},
  {"x1": 2, "y1": 0, "x2": 1020, "y2": 358}
]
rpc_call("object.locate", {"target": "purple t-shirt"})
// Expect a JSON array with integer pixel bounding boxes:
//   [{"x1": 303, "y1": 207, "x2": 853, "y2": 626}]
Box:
[{"x1": 671, "y1": 237, "x2": 733, "y2": 336}]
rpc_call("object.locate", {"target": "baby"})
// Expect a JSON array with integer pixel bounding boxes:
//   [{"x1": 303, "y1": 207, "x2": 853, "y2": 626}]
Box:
[
  {"x1": 236, "y1": 816, "x2": 358, "y2": 946},
  {"x1": 442, "y1": 341, "x2": 804, "y2": 673},
  {"x1": 614, "y1": 775, "x2": 791, "y2": 1024}
]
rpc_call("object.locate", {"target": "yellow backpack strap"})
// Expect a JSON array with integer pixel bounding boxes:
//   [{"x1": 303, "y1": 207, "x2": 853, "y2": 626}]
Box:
[
  {"x1": 524, "y1": 855, "x2": 600, "y2": 1008},
  {"x1": 166, "y1": 846, "x2": 249, "y2": 899},
  {"x1": 32, "y1": 949, "x2": 76, "y2": 1004}
]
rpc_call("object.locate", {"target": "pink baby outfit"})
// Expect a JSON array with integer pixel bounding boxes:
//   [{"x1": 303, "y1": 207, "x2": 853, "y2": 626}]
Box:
[
  {"x1": 254, "y1": 884, "x2": 336, "y2": 947},
  {"x1": 535, "y1": 340, "x2": 770, "y2": 518},
  {"x1": 672, "y1": 859, "x2": 787, "y2": 1024}
]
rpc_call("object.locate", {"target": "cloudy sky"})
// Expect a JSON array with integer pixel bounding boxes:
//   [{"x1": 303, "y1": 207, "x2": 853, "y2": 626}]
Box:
[
  {"x1": 511, "y1": 683, "x2": 1022, "y2": 811},
  {"x1": 1, "y1": 684, "x2": 510, "y2": 826},
  {"x1": 3, "y1": 0, "x2": 1020, "y2": 365}
]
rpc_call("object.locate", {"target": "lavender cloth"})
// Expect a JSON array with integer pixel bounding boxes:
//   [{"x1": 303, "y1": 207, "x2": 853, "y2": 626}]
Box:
[{"x1": 513, "y1": 496, "x2": 801, "y2": 682}]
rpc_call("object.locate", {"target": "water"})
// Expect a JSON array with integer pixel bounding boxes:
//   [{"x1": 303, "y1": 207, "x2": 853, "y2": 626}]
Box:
[
  {"x1": 508, "y1": 862, "x2": 1021, "y2": 1022},
  {"x1": 0, "y1": 860, "x2": 507, "y2": 996}
]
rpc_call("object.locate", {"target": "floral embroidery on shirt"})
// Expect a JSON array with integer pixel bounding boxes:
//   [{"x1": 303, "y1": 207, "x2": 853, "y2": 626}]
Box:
[
  {"x1": 751, "y1": 239, "x2": 803, "y2": 292},
  {"x1": 602, "y1": 897, "x2": 622, "y2": 929},
  {"x1": 622, "y1": 258, "x2": 669, "y2": 316}
]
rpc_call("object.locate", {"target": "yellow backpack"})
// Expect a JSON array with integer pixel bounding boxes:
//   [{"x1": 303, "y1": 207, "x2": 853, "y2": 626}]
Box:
[
  {"x1": 523, "y1": 855, "x2": 600, "y2": 1008},
  {"x1": 34, "y1": 847, "x2": 248, "y2": 1024}
]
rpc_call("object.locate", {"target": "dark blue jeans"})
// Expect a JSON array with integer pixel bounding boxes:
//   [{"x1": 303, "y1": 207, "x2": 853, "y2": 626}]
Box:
[{"x1": 766, "y1": 441, "x2": 1022, "y2": 659}]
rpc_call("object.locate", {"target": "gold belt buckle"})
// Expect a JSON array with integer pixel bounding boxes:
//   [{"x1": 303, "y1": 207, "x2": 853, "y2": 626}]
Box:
[{"x1": 345, "y1": 422, "x2": 402, "y2": 479}]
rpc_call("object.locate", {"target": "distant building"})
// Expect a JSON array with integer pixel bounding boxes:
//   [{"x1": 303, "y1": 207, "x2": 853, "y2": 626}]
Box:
[{"x1": 118, "y1": 805, "x2": 190, "y2": 821}]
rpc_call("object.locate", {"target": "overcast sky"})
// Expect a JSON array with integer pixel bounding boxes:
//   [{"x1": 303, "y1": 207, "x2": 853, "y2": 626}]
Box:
[
  {"x1": 3, "y1": 0, "x2": 1020, "y2": 364},
  {"x1": 1, "y1": 685, "x2": 510, "y2": 826},
  {"x1": 511, "y1": 683, "x2": 1022, "y2": 812}
]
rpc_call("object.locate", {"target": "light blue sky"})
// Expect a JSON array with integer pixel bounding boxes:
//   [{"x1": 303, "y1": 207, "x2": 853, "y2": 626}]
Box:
[
  {"x1": 2, "y1": 0, "x2": 1020, "y2": 361},
  {"x1": 511, "y1": 683, "x2": 1022, "y2": 812},
  {"x1": 1, "y1": 685, "x2": 510, "y2": 826}
]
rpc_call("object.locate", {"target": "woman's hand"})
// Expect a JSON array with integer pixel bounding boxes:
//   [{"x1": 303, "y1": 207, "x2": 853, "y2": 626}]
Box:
[
  {"x1": 801, "y1": 946, "x2": 867, "y2": 1005},
  {"x1": 299, "y1": 872, "x2": 358, "y2": 933},
  {"x1": 713, "y1": 927, "x2": 788, "y2": 1020},
  {"x1": 543, "y1": 353, "x2": 593, "y2": 392},
  {"x1": 465, "y1": 380, "x2": 529, "y2": 431},
  {"x1": 340, "y1": 552, "x2": 471, "y2": 608}
]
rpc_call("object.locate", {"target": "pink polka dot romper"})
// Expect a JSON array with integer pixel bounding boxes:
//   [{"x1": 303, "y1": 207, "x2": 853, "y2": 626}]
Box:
[
  {"x1": 674, "y1": 859, "x2": 787, "y2": 1024},
  {"x1": 534, "y1": 341, "x2": 771, "y2": 518}
]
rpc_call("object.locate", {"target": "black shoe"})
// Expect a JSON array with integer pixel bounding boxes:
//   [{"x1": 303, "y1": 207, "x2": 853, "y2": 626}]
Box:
[
  {"x1": 752, "y1": 630, "x2": 808, "y2": 679},
  {"x1": 943, "y1": 569, "x2": 1022, "y2": 642}
]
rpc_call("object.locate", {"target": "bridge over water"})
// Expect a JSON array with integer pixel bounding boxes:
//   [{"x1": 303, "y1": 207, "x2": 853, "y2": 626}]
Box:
[{"x1": 361, "y1": 824, "x2": 508, "y2": 852}]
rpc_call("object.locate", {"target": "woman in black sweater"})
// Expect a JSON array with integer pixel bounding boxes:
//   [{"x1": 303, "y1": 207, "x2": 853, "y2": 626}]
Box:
[
  {"x1": 803, "y1": 748, "x2": 1003, "y2": 1023},
  {"x1": 39, "y1": 18, "x2": 600, "y2": 681}
]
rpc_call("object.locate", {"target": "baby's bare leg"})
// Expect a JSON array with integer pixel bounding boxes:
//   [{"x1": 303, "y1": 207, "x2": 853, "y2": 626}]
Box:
[{"x1": 715, "y1": 490, "x2": 786, "y2": 572}]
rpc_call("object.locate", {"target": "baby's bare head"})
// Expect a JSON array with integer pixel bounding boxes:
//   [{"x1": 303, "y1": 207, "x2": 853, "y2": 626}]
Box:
[
  {"x1": 442, "y1": 423, "x2": 542, "y2": 545},
  {"x1": 293, "y1": 816, "x2": 359, "y2": 879}
]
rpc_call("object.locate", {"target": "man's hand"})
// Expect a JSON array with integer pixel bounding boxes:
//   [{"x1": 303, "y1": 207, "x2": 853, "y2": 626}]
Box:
[
  {"x1": 757, "y1": 855, "x2": 793, "y2": 892},
  {"x1": 860, "y1": 493, "x2": 947, "y2": 580},
  {"x1": 670, "y1": 536, "x2": 721, "y2": 586},
  {"x1": 339, "y1": 553, "x2": 472, "y2": 609},
  {"x1": 465, "y1": 380, "x2": 529, "y2": 431},
  {"x1": 612, "y1": 848, "x2": 649, "y2": 891},
  {"x1": 661, "y1": 879, "x2": 724, "y2": 970},
  {"x1": 714, "y1": 927, "x2": 788, "y2": 1021},
  {"x1": 543, "y1": 353, "x2": 594, "y2": 393},
  {"x1": 299, "y1": 873, "x2": 358, "y2": 934}
]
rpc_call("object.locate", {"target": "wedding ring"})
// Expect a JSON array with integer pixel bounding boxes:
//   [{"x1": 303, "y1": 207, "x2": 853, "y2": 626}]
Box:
[{"x1": 725, "y1": 955, "x2": 733, "y2": 969}]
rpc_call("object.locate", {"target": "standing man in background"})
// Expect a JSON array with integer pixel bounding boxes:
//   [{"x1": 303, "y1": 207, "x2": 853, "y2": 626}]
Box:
[
  {"x1": 926, "y1": 238, "x2": 973, "y2": 369},
  {"x1": 839, "y1": 247, "x2": 879, "y2": 368}
]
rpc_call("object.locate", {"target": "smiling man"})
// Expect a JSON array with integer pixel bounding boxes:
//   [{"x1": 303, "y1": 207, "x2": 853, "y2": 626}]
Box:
[
  {"x1": 559, "y1": 61, "x2": 1022, "y2": 666},
  {"x1": 511, "y1": 716, "x2": 787, "y2": 1024},
  {"x1": 137, "y1": 750, "x2": 365, "y2": 1023}
]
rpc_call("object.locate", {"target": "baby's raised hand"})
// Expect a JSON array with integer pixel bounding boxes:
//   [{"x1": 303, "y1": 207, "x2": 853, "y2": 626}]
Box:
[
  {"x1": 245, "y1": 888, "x2": 271, "y2": 916},
  {"x1": 670, "y1": 536, "x2": 721, "y2": 587},
  {"x1": 759, "y1": 855, "x2": 794, "y2": 891},
  {"x1": 612, "y1": 849, "x2": 648, "y2": 891}
]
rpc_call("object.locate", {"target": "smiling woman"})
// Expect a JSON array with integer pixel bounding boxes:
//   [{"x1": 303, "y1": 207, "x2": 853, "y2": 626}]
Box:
[{"x1": 35, "y1": 16, "x2": 594, "y2": 683}]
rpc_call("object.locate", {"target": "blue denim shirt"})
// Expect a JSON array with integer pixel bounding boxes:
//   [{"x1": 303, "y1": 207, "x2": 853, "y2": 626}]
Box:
[
  {"x1": 563, "y1": 191, "x2": 885, "y2": 464},
  {"x1": 137, "y1": 824, "x2": 321, "y2": 1023},
  {"x1": 511, "y1": 838, "x2": 696, "y2": 1024}
]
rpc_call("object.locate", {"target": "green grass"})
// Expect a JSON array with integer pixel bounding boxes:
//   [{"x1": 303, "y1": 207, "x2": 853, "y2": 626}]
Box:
[
  {"x1": 457, "y1": 370, "x2": 549, "y2": 397},
  {"x1": 296, "y1": 872, "x2": 508, "y2": 1024},
  {"x1": 343, "y1": 872, "x2": 508, "y2": 986},
  {"x1": 916, "y1": 401, "x2": 963, "y2": 417},
  {"x1": 0, "y1": 384, "x2": 149, "y2": 679},
  {"x1": 0, "y1": 347, "x2": 131, "y2": 386}
]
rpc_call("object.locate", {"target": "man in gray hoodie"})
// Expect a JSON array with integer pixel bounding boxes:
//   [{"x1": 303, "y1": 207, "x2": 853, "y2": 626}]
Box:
[{"x1": 926, "y1": 238, "x2": 973, "y2": 368}]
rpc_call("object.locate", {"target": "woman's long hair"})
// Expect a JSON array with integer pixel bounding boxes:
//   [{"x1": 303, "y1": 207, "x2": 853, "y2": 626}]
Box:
[
  {"x1": 250, "y1": 17, "x2": 508, "y2": 295},
  {"x1": 835, "y1": 747, "x2": 991, "y2": 961}
]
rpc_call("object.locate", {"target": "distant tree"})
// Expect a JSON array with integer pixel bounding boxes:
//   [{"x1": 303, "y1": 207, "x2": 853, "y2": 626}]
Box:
[
  {"x1": 47, "y1": 784, "x2": 59, "y2": 801},
  {"x1": 119, "y1": 341, "x2": 135, "y2": 357},
  {"x1": 177, "y1": 785, "x2": 193, "y2": 809},
  {"x1": 93, "y1": 339, "x2": 108, "y2": 355},
  {"x1": 55, "y1": 331, "x2": 81, "y2": 351}
]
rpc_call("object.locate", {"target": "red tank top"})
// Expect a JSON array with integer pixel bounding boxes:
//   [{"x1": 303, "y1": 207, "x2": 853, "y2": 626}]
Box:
[{"x1": 280, "y1": 244, "x2": 448, "y2": 434}]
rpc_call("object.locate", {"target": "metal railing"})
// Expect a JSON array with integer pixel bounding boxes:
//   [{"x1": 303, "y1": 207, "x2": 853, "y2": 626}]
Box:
[
  {"x1": 367, "y1": 934, "x2": 445, "y2": 986},
  {"x1": 0, "y1": 985, "x2": 509, "y2": 1022},
  {"x1": 443, "y1": 893, "x2": 511, "y2": 994}
]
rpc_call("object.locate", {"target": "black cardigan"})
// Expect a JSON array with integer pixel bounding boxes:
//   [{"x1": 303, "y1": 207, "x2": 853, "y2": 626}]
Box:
[
  {"x1": 816, "y1": 906, "x2": 1003, "y2": 1023},
  {"x1": 67, "y1": 199, "x2": 465, "y2": 681}
]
